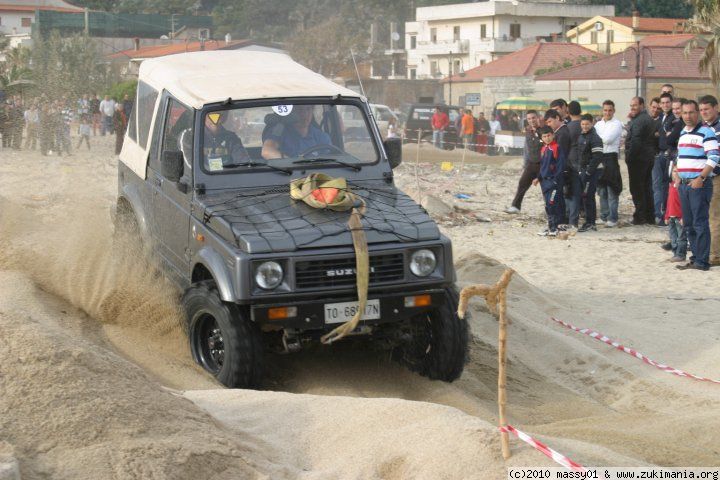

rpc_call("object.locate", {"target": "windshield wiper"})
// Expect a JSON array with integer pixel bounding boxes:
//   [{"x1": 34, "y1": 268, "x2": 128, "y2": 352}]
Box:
[
  {"x1": 292, "y1": 157, "x2": 361, "y2": 171},
  {"x1": 223, "y1": 161, "x2": 292, "y2": 175}
]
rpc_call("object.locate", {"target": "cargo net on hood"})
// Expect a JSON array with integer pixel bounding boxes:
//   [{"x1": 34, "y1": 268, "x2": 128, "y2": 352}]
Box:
[{"x1": 198, "y1": 180, "x2": 437, "y2": 252}]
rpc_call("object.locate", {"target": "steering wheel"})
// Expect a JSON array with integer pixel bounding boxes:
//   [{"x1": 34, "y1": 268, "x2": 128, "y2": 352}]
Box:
[{"x1": 299, "y1": 143, "x2": 345, "y2": 158}]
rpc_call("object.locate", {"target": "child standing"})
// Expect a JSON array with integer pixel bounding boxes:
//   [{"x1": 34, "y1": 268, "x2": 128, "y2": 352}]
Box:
[
  {"x1": 665, "y1": 174, "x2": 687, "y2": 262},
  {"x1": 533, "y1": 126, "x2": 566, "y2": 236},
  {"x1": 77, "y1": 113, "x2": 91, "y2": 150}
]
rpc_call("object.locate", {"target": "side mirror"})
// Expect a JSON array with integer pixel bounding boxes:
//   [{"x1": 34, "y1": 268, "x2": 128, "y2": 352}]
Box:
[
  {"x1": 161, "y1": 151, "x2": 184, "y2": 183},
  {"x1": 383, "y1": 137, "x2": 402, "y2": 169}
]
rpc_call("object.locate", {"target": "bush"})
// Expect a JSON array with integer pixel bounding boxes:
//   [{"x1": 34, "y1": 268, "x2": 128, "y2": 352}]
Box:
[{"x1": 107, "y1": 80, "x2": 137, "y2": 102}]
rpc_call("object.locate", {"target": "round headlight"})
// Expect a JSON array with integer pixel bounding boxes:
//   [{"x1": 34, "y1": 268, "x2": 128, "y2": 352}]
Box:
[
  {"x1": 255, "y1": 261, "x2": 283, "y2": 290},
  {"x1": 410, "y1": 249, "x2": 437, "y2": 277}
]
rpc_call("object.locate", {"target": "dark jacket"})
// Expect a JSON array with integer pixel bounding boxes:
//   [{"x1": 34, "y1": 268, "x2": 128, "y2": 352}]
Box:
[
  {"x1": 578, "y1": 127, "x2": 604, "y2": 175},
  {"x1": 523, "y1": 128, "x2": 542, "y2": 166},
  {"x1": 538, "y1": 141, "x2": 565, "y2": 187},
  {"x1": 625, "y1": 110, "x2": 656, "y2": 161},
  {"x1": 566, "y1": 119, "x2": 582, "y2": 171},
  {"x1": 656, "y1": 112, "x2": 676, "y2": 152},
  {"x1": 553, "y1": 124, "x2": 571, "y2": 165}
]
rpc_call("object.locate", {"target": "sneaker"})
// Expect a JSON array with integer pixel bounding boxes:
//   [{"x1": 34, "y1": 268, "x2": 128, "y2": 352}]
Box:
[
  {"x1": 660, "y1": 242, "x2": 673, "y2": 251},
  {"x1": 547, "y1": 230, "x2": 558, "y2": 237},
  {"x1": 669, "y1": 256, "x2": 686, "y2": 263},
  {"x1": 578, "y1": 223, "x2": 597, "y2": 232},
  {"x1": 537, "y1": 228, "x2": 550, "y2": 236},
  {"x1": 605, "y1": 220, "x2": 618, "y2": 228},
  {"x1": 656, "y1": 218, "x2": 667, "y2": 227},
  {"x1": 505, "y1": 206, "x2": 520, "y2": 214}
]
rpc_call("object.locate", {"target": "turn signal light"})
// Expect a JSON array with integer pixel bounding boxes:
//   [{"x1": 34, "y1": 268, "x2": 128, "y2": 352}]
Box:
[
  {"x1": 404, "y1": 295, "x2": 431, "y2": 308},
  {"x1": 268, "y1": 306, "x2": 298, "y2": 320}
]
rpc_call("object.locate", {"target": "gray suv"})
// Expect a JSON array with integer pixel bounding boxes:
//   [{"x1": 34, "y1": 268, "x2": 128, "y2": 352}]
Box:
[{"x1": 114, "y1": 51, "x2": 468, "y2": 388}]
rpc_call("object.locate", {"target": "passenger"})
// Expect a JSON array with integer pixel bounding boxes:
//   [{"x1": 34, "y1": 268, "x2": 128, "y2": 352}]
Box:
[
  {"x1": 203, "y1": 111, "x2": 249, "y2": 170},
  {"x1": 262, "y1": 105, "x2": 332, "y2": 159}
]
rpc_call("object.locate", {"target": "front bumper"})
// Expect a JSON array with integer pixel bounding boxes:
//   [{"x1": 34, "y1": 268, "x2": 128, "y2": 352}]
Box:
[{"x1": 249, "y1": 288, "x2": 446, "y2": 330}]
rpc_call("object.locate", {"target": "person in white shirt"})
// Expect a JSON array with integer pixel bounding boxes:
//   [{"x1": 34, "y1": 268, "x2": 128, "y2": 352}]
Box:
[
  {"x1": 593, "y1": 100, "x2": 624, "y2": 226},
  {"x1": 99, "y1": 95, "x2": 116, "y2": 136},
  {"x1": 488, "y1": 114, "x2": 501, "y2": 151},
  {"x1": 23, "y1": 103, "x2": 39, "y2": 150}
]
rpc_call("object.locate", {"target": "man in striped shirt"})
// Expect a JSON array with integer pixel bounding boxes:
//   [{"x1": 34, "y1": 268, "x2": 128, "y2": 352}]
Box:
[
  {"x1": 699, "y1": 95, "x2": 720, "y2": 265},
  {"x1": 673, "y1": 99, "x2": 719, "y2": 271}
]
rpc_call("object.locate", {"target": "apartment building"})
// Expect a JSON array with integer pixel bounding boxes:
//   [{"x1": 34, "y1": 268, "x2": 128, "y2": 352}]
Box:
[
  {"x1": 0, "y1": 0, "x2": 82, "y2": 36},
  {"x1": 404, "y1": 0, "x2": 614, "y2": 80}
]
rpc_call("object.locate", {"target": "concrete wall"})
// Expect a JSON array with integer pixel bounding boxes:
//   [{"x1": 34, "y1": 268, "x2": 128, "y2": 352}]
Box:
[
  {"x1": 0, "y1": 11, "x2": 35, "y2": 35},
  {"x1": 534, "y1": 78, "x2": 635, "y2": 119}
]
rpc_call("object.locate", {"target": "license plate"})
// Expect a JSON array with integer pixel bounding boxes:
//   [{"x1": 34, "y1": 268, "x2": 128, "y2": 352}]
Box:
[{"x1": 324, "y1": 299, "x2": 381, "y2": 324}]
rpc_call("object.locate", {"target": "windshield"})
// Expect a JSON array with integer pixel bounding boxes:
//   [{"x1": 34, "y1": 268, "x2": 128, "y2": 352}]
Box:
[{"x1": 201, "y1": 101, "x2": 379, "y2": 173}]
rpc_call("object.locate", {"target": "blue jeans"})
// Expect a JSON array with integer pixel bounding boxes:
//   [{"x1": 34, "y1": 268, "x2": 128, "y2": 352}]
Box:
[
  {"x1": 542, "y1": 180, "x2": 563, "y2": 231},
  {"x1": 598, "y1": 183, "x2": 619, "y2": 223},
  {"x1": 679, "y1": 179, "x2": 713, "y2": 268},
  {"x1": 564, "y1": 170, "x2": 582, "y2": 226},
  {"x1": 581, "y1": 170, "x2": 601, "y2": 225},
  {"x1": 652, "y1": 153, "x2": 670, "y2": 220},
  {"x1": 101, "y1": 115, "x2": 113, "y2": 136},
  {"x1": 432, "y1": 130, "x2": 444, "y2": 149},
  {"x1": 668, "y1": 217, "x2": 687, "y2": 259}
]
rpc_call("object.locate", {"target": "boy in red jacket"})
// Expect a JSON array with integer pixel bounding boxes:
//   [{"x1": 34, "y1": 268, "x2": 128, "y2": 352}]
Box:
[{"x1": 665, "y1": 174, "x2": 687, "y2": 262}]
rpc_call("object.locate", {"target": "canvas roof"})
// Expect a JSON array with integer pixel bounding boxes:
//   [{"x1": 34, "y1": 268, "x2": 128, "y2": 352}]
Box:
[
  {"x1": 139, "y1": 50, "x2": 363, "y2": 109},
  {"x1": 536, "y1": 46, "x2": 710, "y2": 81},
  {"x1": 445, "y1": 42, "x2": 601, "y2": 83}
]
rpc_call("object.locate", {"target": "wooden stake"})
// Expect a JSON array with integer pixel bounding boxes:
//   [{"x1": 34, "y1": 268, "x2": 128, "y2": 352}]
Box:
[{"x1": 457, "y1": 268, "x2": 515, "y2": 460}]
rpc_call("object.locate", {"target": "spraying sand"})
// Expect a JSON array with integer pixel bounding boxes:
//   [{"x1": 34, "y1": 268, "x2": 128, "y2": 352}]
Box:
[{"x1": 1, "y1": 138, "x2": 719, "y2": 479}]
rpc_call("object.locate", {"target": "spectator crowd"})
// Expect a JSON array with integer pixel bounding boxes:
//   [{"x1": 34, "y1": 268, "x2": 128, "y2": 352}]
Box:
[
  {"x1": 0, "y1": 93, "x2": 134, "y2": 156},
  {"x1": 502, "y1": 84, "x2": 720, "y2": 272}
]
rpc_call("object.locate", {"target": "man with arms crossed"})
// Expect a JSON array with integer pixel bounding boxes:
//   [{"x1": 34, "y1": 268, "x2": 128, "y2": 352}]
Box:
[{"x1": 674, "y1": 100, "x2": 719, "y2": 271}]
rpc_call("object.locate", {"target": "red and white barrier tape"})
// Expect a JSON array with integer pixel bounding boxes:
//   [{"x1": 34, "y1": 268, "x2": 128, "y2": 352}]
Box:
[
  {"x1": 500, "y1": 424, "x2": 586, "y2": 472},
  {"x1": 551, "y1": 317, "x2": 720, "y2": 385}
]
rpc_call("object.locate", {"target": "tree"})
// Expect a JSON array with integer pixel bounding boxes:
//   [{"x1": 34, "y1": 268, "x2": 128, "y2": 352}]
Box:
[
  {"x1": 288, "y1": 16, "x2": 366, "y2": 77},
  {"x1": 583, "y1": 0, "x2": 691, "y2": 17},
  {"x1": 31, "y1": 32, "x2": 118, "y2": 99},
  {"x1": 686, "y1": 0, "x2": 720, "y2": 85}
]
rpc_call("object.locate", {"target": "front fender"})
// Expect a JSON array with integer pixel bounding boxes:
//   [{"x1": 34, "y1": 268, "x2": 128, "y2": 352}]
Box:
[
  {"x1": 119, "y1": 182, "x2": 151, "y2": 242},
  {"x1": 194, "y1": 247, "x2": 235, "y2": 302}
]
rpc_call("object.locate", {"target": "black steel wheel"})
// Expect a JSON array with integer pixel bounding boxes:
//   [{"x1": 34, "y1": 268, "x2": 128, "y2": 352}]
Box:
[
  {"x1": 182, "y1": 281, "x2": 263, "y2": 388},
  {"x1": 393, "y1": 288, "x2": 469, "y2": 382}
]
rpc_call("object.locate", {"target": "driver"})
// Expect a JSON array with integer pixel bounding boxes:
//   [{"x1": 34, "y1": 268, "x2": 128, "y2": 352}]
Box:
[
  {"x1": 203, "y1": 111, "x2": 250, "y2": 170},
  {"x1": 261, "y1": 104, "x2": 332, "y2": 159}
]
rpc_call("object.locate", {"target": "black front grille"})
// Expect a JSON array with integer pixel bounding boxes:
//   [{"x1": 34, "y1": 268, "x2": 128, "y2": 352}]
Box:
[{"x1": 295, "y1": 253, "x2": 405, "y2": 290}]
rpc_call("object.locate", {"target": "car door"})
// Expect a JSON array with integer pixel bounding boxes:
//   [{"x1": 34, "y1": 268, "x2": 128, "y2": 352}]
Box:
[{"x1": 149, "y1": 94, "x2": 194, "y2": 279}]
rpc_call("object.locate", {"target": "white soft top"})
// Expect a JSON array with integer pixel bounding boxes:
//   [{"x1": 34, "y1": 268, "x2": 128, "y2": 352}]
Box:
[{"x1": 139, "y1": 50, "x2": 363, "y2": 109}]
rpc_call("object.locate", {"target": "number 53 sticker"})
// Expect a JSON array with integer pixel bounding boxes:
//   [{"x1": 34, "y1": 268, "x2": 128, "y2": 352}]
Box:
[{"x1": 272, "y1": 105, "x2": 293, "y2": 116}]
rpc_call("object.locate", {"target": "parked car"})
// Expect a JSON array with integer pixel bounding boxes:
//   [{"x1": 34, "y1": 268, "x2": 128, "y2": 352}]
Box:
[
  {"x1": 403, "y1": 103, "x2": 462, "y2": 149},
  {"x1": 342, "y1": 103, "x2": 397, "y2": 139},
  {"x1": 114, "y1": 51, "x2": 469, "y2": 388}
]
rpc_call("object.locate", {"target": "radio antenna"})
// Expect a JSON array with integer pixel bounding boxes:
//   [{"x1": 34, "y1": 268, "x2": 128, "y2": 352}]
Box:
[{"x1": 350, "y1": 49, "x2": 367, "y2": 98}]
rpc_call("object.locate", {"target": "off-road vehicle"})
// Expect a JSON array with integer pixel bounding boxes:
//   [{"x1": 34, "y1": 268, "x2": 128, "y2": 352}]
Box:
[{"x1": 115, "y1": 51, "x2": 468, "y2": 388}]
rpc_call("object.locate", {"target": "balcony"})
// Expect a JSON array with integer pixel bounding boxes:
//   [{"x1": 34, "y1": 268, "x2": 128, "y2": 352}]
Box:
[
  {"x1": 416, "y1": 39, "x2": 469, "y2": 55},
  {"x1": 473, "y1": 37, "x2": 529, "y2": 53}
]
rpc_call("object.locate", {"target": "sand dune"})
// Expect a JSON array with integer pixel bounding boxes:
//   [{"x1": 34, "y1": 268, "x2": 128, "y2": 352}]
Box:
[{"x1": 1, "y1": 138, "x2": 718, "y2": 479}]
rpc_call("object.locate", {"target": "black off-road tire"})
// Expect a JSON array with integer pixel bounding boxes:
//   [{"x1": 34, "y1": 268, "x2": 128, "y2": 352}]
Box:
[
  {"x1": 393, "y1": 288, "x2": 469, "y2": 382},
  {"x1": 182, "y1": 281, "x2": 264, "y2": 388}
]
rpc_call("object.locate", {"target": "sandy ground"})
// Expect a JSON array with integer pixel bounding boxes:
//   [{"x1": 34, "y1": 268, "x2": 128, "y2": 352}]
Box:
[{"x1": 0, "y1": 137, "x2": 718, "y2": 479}]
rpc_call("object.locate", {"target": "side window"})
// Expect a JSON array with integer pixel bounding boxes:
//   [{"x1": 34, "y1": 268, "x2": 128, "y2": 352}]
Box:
[
  {"x1": 127, "y1": 98, "x2": 137, "y2": 142},
  {"x1": 162, "y1": 99, "x2": 194, "y2": 177},
  {"x1": 137, "y1": 81, "x2": 159, "y2": 149}
]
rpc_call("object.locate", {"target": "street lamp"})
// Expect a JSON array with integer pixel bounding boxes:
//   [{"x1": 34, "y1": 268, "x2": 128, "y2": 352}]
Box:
[
  {"x1": 619, "y1": 40, "x2": 655, "y2": 98},
  {"x1": 446, "y1": 50, "x2": 465, "y2": 105}
]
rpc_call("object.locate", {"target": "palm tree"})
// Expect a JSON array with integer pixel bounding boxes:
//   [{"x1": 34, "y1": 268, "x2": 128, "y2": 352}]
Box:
[
  {"x1": 686, "y1": 0, "x2": 720, "y2": 84},
  {"x1": 686, "y1": 0, "x2": 720, "y2": 266}
]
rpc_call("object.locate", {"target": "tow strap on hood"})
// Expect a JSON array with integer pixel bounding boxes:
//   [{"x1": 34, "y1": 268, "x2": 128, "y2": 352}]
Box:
[{"x1": 290, "y1": 173, "x2": 368, "y2": 344}]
